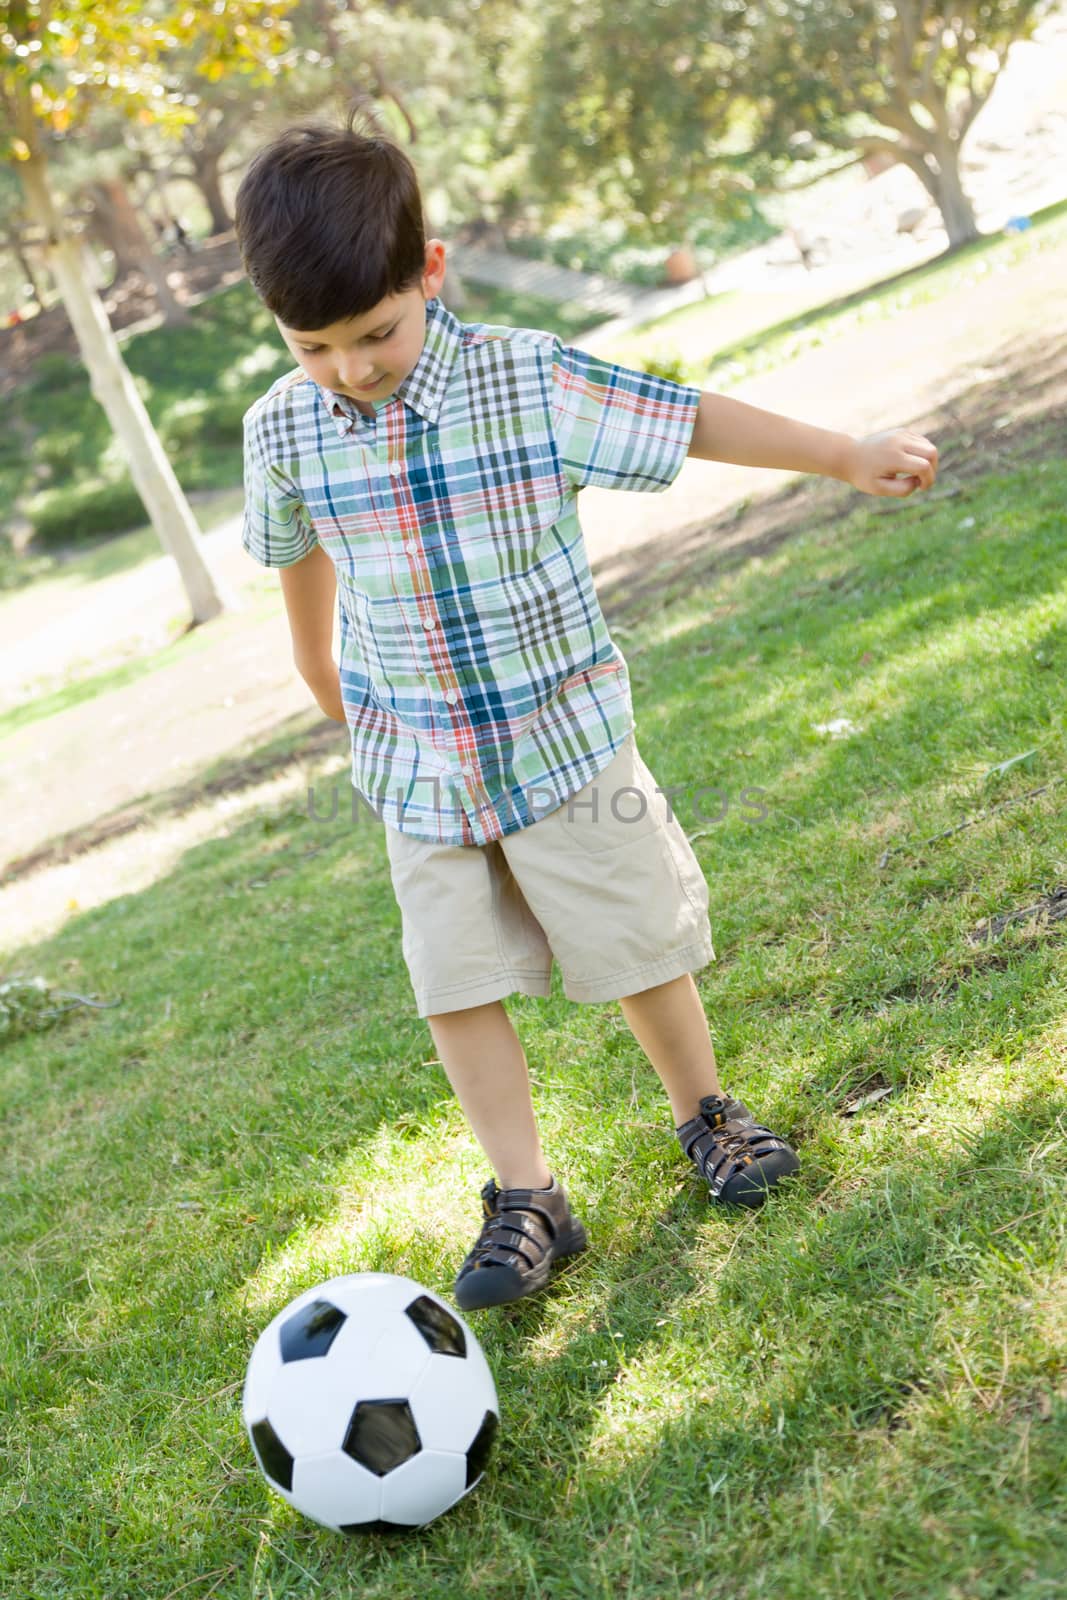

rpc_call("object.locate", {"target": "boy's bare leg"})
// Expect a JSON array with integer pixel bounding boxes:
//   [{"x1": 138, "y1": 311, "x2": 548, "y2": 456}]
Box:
[
  {"x1": 617, "y1": 972, "x2": 723, "y2": 1125},
  {"x1": 426, "y1": 1000, "x2": 552, "y2": 1190}
]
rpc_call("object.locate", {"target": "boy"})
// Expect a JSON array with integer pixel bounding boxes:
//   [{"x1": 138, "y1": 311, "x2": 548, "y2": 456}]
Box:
[{"x1": 234, "y1": 114, "x2": 939, "y2": 1312}]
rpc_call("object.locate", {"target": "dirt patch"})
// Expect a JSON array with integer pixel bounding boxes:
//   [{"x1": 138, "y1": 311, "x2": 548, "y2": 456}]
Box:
[{"x1": 0, "y1": 708, "x2": 344, "y2": 890}]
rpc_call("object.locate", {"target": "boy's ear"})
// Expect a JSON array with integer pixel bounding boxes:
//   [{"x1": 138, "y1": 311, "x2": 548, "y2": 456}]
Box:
[{"x1": 423, "y1": 238, "x2": 447, "y2": 297}]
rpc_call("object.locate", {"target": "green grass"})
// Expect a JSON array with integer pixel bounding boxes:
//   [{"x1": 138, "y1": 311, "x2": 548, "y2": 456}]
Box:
[
  {"x1": 604, "y1": 194, "x2": 1067, "y2": 386},
  {"x1": 2, "y1": 448, "x2": 1065, "y2": 1596}
]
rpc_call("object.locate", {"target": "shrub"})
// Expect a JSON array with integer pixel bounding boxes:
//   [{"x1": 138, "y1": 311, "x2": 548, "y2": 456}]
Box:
[
  {"x1": 28, "y1": 479, "x2": 147, "y2": 547},
  {"x1": 640, "y1": 346, "x2": 696, "y2": 384},
  {"x1": 161, "y1": 391, "x2": 257, "y2": 451},
  {"x1": 27, "y1": 351, "x2": 80, "y2": 393}
]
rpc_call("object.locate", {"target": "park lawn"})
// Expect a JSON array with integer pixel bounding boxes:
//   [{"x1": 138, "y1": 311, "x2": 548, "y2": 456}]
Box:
[{"x1": 2, "y1": 451, "x2": 1065, "y2": 1598}]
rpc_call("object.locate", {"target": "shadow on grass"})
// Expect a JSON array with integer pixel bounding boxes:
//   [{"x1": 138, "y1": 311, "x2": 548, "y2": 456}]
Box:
[
  {"x1": 472, "y1": 1093, "x2": 1066, "y2": 1600},
  {"x1": 308, "y1": 1083, "x2": 1064, "y2": 1599},
  {"x1": 595, "y1": 327, "x2": 1067, "y2": 621}
]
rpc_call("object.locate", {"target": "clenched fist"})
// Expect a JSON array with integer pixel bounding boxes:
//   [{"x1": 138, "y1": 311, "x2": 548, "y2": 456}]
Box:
[{"x1": 844, "y1": 429, "x2": 939, "y2": 497}]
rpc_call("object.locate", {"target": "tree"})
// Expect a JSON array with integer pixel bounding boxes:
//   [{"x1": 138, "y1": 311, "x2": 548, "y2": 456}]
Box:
[
  {"x1": 0, "y1": 0, "x2": 297, "y2": 623},
  {"x1": 514, "y1": 0, "x2": 744, "y2": 254},
  {"x1": 738, "y1": 1, "x2": 1056, "y2": 248}
]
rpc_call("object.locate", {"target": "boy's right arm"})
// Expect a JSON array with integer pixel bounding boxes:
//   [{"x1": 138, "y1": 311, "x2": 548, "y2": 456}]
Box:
[{"x1": 278, "y1": 544, "x2": 345, "y2": 722}]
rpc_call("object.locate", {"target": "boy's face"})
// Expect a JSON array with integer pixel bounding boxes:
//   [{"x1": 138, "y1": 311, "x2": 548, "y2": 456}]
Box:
[{"x1": 274, "y1": 240, "x2": 446, "y2": 415}]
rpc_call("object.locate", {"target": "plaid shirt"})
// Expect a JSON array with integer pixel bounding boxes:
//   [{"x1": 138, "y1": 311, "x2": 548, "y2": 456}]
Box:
[{"x1": 241, "y1": 296, "x2": 701, "y2": 845}]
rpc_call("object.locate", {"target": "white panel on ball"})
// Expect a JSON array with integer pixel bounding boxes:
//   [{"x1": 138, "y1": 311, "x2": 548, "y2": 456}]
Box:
[
  {"x1": 265, "y1": 1358, "x2": 357, "y2": 1459},
  {"x1": 379, "y1": 1450, "x2": 468, "y2": 1525},
  {"x1": 289, "y1": 1450, "x2": 382, "y2": 1528},
  {"x1": 408, "y1": 1340, "x2": 496, "y2": 1452}
]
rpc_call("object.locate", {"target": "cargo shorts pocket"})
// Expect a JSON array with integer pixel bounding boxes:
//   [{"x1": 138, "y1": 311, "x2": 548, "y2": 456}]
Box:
[{"x1": 554, "y1": 735, "x2": 664, "y2": 855}]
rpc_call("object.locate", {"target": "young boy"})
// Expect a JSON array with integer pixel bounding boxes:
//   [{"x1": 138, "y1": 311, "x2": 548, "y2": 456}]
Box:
[{"x1": 234, "y1": 115, "x2": 939, "y2": 1312}]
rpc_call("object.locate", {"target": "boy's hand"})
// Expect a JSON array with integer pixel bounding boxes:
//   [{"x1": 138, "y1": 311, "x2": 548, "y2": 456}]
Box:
[{"x1": 843, "y1": 429, "x2": 939, "y2": 497}]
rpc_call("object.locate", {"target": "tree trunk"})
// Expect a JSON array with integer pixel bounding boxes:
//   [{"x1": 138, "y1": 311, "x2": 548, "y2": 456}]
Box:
[
  {"x1": 2, "y1": 222, "x2": 46, "y2": 307},
  {"x1": 188, "y1": 145, "x2": 232, "y2": 237},
  {"x1": 83, "y1": 188, "x2": 142, "y2": 283},
  {"x1": 916, "y1": 136, "x2": 982, "y2": 248},
  {"x1": 17, "y1": 146, "x2": 236, "y2": 626},
  {"x1": 133, "y1": 163, "x2": 178, "y2": 239},
  {"x1": 87, "y1": 177, "x2": 193, "y2": 325}
]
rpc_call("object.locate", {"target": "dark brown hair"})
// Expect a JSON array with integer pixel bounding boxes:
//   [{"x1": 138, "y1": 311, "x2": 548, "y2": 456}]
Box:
[{"x1": 233, "y1": 105, "x2": 427, "y2": 330}]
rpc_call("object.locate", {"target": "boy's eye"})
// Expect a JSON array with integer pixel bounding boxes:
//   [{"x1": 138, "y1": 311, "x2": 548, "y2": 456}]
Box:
[{"x1": 298, "y1": 325, "x2": 397, "y2": 354}]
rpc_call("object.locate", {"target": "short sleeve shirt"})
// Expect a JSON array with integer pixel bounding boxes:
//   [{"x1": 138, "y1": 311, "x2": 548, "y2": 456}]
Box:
[{"x1": 241, "y1": 297, "x2": 701, "y2": 845}]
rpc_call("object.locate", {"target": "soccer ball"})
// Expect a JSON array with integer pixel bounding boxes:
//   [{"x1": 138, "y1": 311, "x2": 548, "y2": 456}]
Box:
[{"x1": 242, "y1": 1272, "x2": 499, "y2": 1532}]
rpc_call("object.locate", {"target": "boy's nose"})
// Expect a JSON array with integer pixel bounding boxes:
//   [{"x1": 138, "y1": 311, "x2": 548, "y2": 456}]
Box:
[{"x1": 338, "y1": 361, "x2": 377, "y2": 387}]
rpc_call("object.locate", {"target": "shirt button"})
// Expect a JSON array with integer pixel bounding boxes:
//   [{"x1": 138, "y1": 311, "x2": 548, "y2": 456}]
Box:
[
  {"x1": 444, "y1": 689, "x2": 458, "y2": 704},
  {"x1": 404, "y1": 540, "x2": 416, "y2": 553},
  {"x1": 389, "y1": 461, "x2": 403, "y2": 477},
  {"x1": 422, "y1": 617, "x2": 436, "y2": 630}
]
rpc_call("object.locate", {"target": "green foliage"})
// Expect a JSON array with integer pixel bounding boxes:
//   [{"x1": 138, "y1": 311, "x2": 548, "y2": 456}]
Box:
[
  {"x1": 506, "y1": 197, "x2": 778, "y2": 285},
  {"x1": 27, "y1": 478, "x2": 148, "y2": 547},
  {"x1": 518, "y1": 0, "x2": 743, "y2": 240},
  {"x1": 25, "y1": 351, "x2": 80, "y2": 393},
  {"x1": 733, "y1": 0, "x2": 1054, "y2": 243},
  {"x1": 1, "y1": 0, "x2": 296, "y2": 161},
  {"x1": 639, "y1": 346, "x2": 697, "y2": 384},
  {"x1": 158, "y1": 393, "x2": 254, "y2": 451}
]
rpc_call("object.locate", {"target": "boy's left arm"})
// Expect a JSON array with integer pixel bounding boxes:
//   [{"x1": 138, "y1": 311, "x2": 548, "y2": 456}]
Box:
[{"x1": 687, "y1": 390, "x2": 939, "y2": 497}]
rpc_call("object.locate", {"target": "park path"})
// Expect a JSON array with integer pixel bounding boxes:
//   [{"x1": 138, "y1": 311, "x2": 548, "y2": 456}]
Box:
[{"x1": 2, "y1": 230, "x2": 1065, "y2": 931}]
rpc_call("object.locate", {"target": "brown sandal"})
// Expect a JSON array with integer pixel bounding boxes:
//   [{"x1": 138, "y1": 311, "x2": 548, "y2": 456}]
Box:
[
  {"x1": 677, "y1": 1094, "x2": 800, "y2": 1208},
  {"x1": 454, "y1": 1175, "x2": 588, "y2": 1310}
]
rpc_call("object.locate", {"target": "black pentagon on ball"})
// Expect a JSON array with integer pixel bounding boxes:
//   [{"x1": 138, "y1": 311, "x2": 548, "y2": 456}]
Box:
[
  {"x1": 279, "y1": 1298, "x2": 346, "y2": 1363},
  {"x1": 465, "y1": 1409, "x2": 499, "y2": 1488},
  {"x1": 343, "y1": 1398, "x2": 421, "y2": 1475},
  {"x1": 340, "y1": 1519, "x2": 406, "y2": 1536},
  {"x1": 250, "y1": 1417, "x2": 294, "y2": 1491},
  {"x1": 404, "y1": 1293, "x2": 466, "y2": 1358}
]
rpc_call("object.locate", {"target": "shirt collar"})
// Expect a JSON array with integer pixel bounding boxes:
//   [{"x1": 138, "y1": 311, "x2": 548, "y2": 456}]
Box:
[{"x1": 319, "y1": 296, "x2": 463, "y2": 436}]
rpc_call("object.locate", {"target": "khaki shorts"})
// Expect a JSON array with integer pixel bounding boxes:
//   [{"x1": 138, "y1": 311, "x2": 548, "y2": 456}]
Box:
[{"x1": 383, "y1": 731, "x2": 715, "y2": 1017}]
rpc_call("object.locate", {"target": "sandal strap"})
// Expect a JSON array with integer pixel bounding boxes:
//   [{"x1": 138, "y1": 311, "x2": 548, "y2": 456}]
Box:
[
  {"x1": 467, "y1": 1179, "x2": 561, "y2": 1272},
  {"x1": 677, "y1": 1097, "x2": 792, "y2": 1197}
]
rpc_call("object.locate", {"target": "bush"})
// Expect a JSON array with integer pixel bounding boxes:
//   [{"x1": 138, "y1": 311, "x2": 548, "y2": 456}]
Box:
[
  {"x1": 28, "y1": 478, "x2": 148, "y2": 547},
  {"x1": 640, "y1": 347, "x2": 696, "y2": 384},
  {"x1": 34, "y1": 431, "x2": 86, "y2": 475},
  {"x1": 27, "y1": 351, "x2": 80, "y2": 393},
  {"x1": 161, "y1": 391, "x2": 259, "y2": 451}
]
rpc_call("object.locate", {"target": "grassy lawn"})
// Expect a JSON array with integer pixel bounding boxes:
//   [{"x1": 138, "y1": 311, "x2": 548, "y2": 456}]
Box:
[{"x1": 3, "y1": 446, "x2": 1065, "y2": 1596}]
